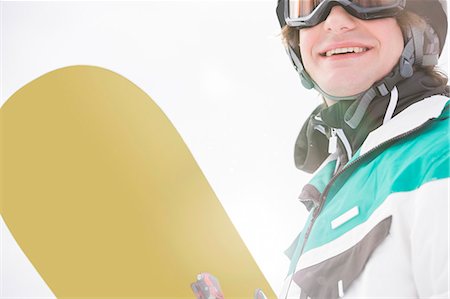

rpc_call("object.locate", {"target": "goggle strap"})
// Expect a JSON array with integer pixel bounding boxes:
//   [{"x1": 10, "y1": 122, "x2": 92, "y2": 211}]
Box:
[
  {"x1": 377, "y1": 84, "x2": 389, "y2": 97},
  {"x1": 287, "y1": 46, "x2": 316, "y2": 90},
  {"x1": 400, "y1": 38, "x2": 415, "y2": 78},
  {"x1": 344, "y1": 88, "x2": 377, "y2": 129},
  {"x1": 287, "y1": 46, "x2": 303, "y2": 72},
  {"x1": 345, "y1": 64, "x2": 406, "y2": 129},
  {"x1": 423, "y1": 26, "x2": 440, "y2": 65},
  {"x1": 422, "y1": 54, "x2": 439, "y2": 66},
  {"x1": 411, "y1": 25, "x2": 424, "y2": 66}
]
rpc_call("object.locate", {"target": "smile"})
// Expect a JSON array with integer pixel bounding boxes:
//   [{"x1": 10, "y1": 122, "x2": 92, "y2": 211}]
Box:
[{"x1": 321, "y1": 47, "x2": 369, "y2": 57}]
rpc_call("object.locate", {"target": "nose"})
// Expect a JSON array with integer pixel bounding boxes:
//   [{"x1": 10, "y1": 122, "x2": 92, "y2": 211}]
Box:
[{"x1": 323, "y1": 5, "x2": 357, "y2": 33}]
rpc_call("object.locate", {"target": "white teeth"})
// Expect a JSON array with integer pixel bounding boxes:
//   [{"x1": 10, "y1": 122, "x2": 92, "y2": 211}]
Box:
[{"x1": 325, "y1": 47, "x2": 367, "y2": 57}]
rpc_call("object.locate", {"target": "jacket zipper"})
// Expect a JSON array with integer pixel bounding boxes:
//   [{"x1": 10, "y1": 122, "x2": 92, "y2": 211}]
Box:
[{"x1": 295, "y1": 118, "x2": 435, "y2": 264}]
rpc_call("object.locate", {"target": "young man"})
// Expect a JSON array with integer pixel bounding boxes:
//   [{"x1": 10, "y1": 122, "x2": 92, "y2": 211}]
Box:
[{"x1": 276, "y1": 0, "x2": 449, "y2": 298}]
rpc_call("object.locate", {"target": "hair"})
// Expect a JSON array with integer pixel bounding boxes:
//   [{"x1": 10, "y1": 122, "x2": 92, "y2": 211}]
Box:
[{"x1": 281, "y1": 11, "x2": 448, "y2": 85}]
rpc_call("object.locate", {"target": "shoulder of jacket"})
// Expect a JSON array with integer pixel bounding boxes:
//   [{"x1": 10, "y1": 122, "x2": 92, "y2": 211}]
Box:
[{"x1": 359, "y1": 95, "x2": 449, "y2": 156}]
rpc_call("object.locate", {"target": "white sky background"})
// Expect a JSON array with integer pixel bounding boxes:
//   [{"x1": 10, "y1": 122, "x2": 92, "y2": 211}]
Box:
[
  {"x1": 0, "y1": 1, "x2": 316, "y2": 297},
  {"x1": 0, "y1": 1, "x2": 448, "y2": 298}
]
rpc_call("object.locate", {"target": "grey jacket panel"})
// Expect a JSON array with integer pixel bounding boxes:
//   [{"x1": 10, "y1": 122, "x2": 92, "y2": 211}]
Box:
[{"x1": 292, "y1": 217, "x2": 392, "y2": 299}]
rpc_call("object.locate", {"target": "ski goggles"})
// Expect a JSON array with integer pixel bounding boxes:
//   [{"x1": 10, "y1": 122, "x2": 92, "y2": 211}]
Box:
[{"x1": 284, "y1": 0, "x2": 406, "y2": 28}]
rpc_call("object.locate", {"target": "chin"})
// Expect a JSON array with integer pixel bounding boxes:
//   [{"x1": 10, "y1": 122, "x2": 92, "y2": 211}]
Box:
[{"x1": 321, "y1": 80, "x2": 372, "y2": 98}]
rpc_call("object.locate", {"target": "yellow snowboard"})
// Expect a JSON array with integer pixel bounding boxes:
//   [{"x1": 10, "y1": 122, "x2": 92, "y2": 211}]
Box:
[{"x1": 0, "y1": 66, "x2": 275, "y2": 299}]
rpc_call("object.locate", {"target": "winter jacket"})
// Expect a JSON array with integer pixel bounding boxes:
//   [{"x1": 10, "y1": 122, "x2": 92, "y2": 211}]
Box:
[{"x1": 279, "y1": 89, "x2": 449, "y2": 298}]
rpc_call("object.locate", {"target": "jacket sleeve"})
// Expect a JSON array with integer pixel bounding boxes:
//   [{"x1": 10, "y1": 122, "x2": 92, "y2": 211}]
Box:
[{"x1": 410, "y1": 177, "x2": 449, "y2": 299}]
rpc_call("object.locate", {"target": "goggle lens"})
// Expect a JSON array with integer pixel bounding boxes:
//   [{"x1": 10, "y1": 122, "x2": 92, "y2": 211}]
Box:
[{"x1": 289, "y1": 0, "x2": 401, "y2": 19}]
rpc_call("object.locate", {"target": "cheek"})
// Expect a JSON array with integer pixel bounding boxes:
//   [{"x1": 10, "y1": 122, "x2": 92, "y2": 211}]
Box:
[
  {"x1": 298, "y1": 29, "x2": 317, "y2": 67},
  {"x1": 381, "y1": 31, "x2": 404, "y2": 72},
  {"x1": 372, "y1": 20, "x2": 404, "y2": 62}
]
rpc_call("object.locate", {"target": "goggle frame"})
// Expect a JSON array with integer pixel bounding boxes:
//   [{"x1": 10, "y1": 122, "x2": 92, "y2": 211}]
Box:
[{"x1": 284, "y1": 0, "x2": 406, "y2": 29}]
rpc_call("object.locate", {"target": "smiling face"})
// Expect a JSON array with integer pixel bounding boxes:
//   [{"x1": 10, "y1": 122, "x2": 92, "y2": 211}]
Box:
[{"x1": 299, "y1": 5, "x2": 404, "y2": 104}]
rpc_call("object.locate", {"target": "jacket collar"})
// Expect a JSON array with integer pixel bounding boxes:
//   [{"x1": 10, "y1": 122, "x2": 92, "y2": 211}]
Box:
[
  {"x1": 360, "y1": 95, "x2": 449, "y2": 156},
  {"x1": 294, "y1": 71, "x2": 449, "y2": 174}
]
